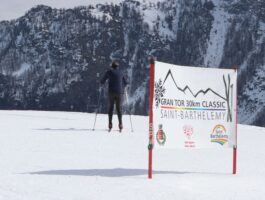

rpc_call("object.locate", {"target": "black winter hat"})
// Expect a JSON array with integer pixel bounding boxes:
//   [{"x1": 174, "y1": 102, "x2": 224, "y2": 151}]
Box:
[{"x1": 111, "y1": 61, "x2": 119, "y2": 69}]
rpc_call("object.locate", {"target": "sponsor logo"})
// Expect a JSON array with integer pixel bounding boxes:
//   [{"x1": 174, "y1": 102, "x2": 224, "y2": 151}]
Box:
[
  {"x1": 210, "y1": 124, "x2": 228, "y2": 145},
  {"x1": 183, "y1": 125, "x2": 195, "y2": 148},
  {"x1": 156, "y1": 124, "x2": 166, "y2": 145},
  {"x1": 183, "y1": 125, "x2": 194, "y2": 140}
]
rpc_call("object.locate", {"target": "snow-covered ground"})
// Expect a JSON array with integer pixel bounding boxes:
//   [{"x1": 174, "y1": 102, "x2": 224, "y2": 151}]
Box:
[{"x1": 0, "y1": 110, "x2": 264, "y2": 200}]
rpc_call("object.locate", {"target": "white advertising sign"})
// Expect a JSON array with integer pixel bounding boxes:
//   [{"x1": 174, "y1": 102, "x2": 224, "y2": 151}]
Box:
[{"x1": 153, "y1": 61, "x2": 237, "y2": 149}]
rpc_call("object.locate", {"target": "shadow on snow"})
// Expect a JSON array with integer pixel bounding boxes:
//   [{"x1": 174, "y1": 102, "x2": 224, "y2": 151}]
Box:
[
  {"x1": 34, "y1": 128, "x2": 109, "y2": 132},
  {"x1": 28, "y1": 168, "x2": 192, "y2": 177}
]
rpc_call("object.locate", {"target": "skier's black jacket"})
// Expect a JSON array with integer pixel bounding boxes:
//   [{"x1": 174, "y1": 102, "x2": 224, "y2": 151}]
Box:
[{"x1": 100, "y1": 68, "x2": 128, "y2": 94}]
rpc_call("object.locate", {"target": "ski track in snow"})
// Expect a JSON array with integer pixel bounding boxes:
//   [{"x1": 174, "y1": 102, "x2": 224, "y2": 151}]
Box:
[{"x1": 0, "y1": 110, "x2": 265, "y2": 200}]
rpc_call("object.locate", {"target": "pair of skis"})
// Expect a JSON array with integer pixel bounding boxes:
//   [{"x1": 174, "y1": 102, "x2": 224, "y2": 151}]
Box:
[{"x1": 108, "y1": 128, "x2": 122, "y2": 133}]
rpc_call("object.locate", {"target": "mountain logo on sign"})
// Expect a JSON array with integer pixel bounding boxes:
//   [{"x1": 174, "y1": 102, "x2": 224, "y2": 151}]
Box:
[{"x1": 157, "y1": 69, "x2": 234, "y2": 122}]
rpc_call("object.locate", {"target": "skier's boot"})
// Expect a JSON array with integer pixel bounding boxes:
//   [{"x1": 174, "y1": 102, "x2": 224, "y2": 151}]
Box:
[
  {"x1": 119, "y1": 123, "x2": 123, "y2": 132},
  {"x1": 108, "y1": 123, "x2": 112, "y2": 132}
]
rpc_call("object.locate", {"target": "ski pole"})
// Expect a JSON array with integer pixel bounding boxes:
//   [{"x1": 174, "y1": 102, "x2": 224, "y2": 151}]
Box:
[
  {"x1": 92, "y1": 73, "x2": 101, "y2": 131},
  {"x1": 125, "y1": 88, "x2": 133, "y2": 132}
]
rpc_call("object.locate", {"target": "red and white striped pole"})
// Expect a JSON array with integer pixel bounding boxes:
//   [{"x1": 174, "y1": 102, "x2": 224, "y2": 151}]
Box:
[
  {"x1": 148, "y1": 57, "x2": 155, "y2": 179},
  {"x1": 233, "y1": 67, "x2": 238, "y2": 175}
]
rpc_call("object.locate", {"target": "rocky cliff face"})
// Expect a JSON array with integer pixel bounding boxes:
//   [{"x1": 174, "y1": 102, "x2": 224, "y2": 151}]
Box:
[{"x1": 0, "y1": 0, "x2": 264, "y2": 126}]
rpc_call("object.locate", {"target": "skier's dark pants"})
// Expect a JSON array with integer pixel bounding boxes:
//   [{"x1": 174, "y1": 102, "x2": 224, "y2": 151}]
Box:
[{"x1": 108, "y1": 92, "x2": 123, "y2": 125}]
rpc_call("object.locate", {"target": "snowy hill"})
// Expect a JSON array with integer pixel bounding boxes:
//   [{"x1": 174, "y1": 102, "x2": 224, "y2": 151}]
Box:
[
  {"x1": 0, "y1": 110, "x2": 265, "y2": 200},
  {"x1": 0, "y1": 0, "x2": 264, "y2": 126}
]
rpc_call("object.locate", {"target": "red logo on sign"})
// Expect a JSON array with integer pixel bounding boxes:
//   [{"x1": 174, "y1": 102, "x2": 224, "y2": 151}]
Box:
[
  {"x1": 183, "y1": 125, "x2": 195, "y2": 148},
  {"x1": 156, "y1": 124, "x2": 166, "y2": 145},
  {"x1": 183, "y1": 125, "x2": 193, "y2": 140}
]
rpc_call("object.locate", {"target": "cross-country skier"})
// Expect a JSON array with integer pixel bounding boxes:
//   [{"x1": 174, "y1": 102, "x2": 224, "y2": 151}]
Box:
[{"x1": 100, "y1": 61, "x2": 128, "y2": 131}]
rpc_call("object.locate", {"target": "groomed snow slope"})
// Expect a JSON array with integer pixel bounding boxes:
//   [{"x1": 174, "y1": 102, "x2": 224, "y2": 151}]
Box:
[{"x1": 0, "y1": 110, "x2": 265, "y2": 200}]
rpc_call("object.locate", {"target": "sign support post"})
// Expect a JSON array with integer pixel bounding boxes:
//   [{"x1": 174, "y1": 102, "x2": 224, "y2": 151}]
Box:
[
  {"x1": 148, "y1": 57, "x2": 155, "y2": 179},
  {"x1": 233, "y1": 67, "x2": 238, "y2": 175},
  {"x1": 233, "y1": 146, "x2": 237, "y2": 174}
]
